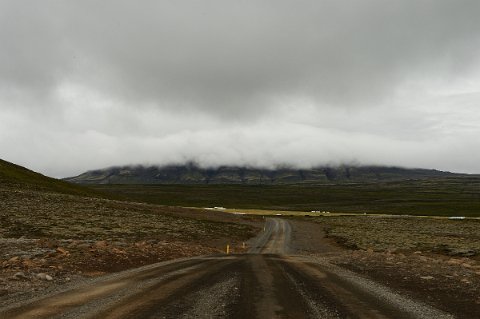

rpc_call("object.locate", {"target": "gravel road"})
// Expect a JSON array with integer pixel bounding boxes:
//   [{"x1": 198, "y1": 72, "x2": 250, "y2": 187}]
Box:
[{"x1": 0, "y1": 218, "x2": 456, "y2": 319}]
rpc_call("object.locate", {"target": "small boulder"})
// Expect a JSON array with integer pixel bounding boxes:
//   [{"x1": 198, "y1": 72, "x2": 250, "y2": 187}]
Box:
[
  {"x1": 447, "y1": 258, "x2": 463, "y2": 265},
  {"x1": 56, "y1": 247, "x2": 69, "y2": 255},
  {"x1": 8, "y1": 256, "x2": 19, "y2": 263},
  {"x1": 22, "y1": 259, "x2": 35, "y2": 268},
  {"x1": 77, "y1": 243, "x2": 91, "y2": 249},
  {"x1": 94, "y1": 241, "x2": 108, "y2": 248},
  {"x1": 36, "y1": 273, "x2": 53, "y2": 281},
  {"x1": 448, "y1": 249, "x2": 476, "y2": 257},
  {"x1": 13, "y1": 272, "x2": 28, "y2": 280}
]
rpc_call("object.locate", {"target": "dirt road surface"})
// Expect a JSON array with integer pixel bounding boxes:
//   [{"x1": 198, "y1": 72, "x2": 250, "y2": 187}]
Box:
[{"x1": 0, "y1": 218, "x2": 456, "y2": 319}]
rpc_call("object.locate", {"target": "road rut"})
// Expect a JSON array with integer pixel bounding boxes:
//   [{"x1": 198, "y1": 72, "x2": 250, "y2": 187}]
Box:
[{"x1": 0, "y1": 218, "x2": 455, "y2": 319}]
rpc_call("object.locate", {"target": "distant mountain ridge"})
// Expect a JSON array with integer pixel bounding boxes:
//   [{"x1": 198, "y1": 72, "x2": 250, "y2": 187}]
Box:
[{"x1": 64, "y1": 164, "x2": 461, "y2": 185}]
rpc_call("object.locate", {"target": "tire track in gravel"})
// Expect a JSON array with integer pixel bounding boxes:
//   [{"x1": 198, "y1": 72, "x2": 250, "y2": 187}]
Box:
[{"x1": 0, "y1": 218, "x2": 455, "y2": 319}]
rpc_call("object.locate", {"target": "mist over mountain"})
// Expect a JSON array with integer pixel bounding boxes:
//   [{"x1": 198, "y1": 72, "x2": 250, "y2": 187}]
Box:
[
  {"x1": 65, "y1": 164, "x2": 460, "y2": 185},
  {"x1": 2, "y1": 1, "x2": 480, "y2": 177}
]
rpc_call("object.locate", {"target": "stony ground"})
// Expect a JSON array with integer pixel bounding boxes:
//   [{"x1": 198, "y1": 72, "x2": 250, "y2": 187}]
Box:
[
  {"x1": 331, "y1": 250, "x2": 480, "y2": 317},
  {"x1": 319, "y1": 215, "x2": 480, "y2": 256},
  {"x1": 0, "y1": 187, "x2": 259, "y2": 306},
  {"x1": 309, "y1": 216, "x2": 480, "y2": 318}
]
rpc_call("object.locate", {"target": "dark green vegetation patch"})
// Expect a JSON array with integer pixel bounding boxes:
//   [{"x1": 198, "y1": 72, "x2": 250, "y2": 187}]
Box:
[
  {"x1": 91, "y1": 178, "x2": 480, "y2": 217},
  {"x1": 0, "y1": 159, "x2": 101, "y2": 197}
]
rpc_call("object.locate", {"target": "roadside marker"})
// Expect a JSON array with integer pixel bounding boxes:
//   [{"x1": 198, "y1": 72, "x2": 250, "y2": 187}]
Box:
[
  {"x1": 242, "y1": 242, "x2": 246, "y2": 249},
  {"x1": 226, "y1": 244, "x2": 230, "y2": 254}
]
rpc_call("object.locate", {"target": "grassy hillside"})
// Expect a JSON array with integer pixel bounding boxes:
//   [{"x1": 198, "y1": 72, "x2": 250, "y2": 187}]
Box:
[
  {"x1": 91, "y1": 177, "x2": 480, "y2": 217},
  {"x1": 0, "y1": 159, "x2": 101, "y2": 197}
]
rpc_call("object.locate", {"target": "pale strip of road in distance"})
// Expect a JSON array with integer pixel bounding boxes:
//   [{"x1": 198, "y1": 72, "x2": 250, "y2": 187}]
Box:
[
  {"x1": 0, "y1": 218, "x2": 454, "y2": 319},
  {"x1": 220, "y1": 207, "x2": 479, "y2": 220}
]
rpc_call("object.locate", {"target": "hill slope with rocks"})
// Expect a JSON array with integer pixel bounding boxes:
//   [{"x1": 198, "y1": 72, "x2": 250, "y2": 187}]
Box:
[
  {"x1": 0, "y1": 159, "x2": 100, "y2": 196},
  {"x1": 65, "y1": 164, "x2": 461, "y2": 185}
]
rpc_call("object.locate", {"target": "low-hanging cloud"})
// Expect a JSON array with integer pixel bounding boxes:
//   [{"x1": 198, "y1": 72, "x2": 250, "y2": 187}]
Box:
[{"x1": 1, "y1": 0, "x2": 480, "y2": 176}]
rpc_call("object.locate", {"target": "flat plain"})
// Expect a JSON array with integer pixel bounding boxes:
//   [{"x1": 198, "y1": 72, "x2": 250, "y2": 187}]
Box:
[{"x1": 90, "y1": 177, "x2": 480, "y2": 216}]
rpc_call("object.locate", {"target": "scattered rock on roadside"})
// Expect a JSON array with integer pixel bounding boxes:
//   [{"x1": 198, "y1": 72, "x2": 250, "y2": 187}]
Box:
[
  {"x1": 36, "y1": 273, "x2": 53, "y2": 281},
  {"x1": 77, "y1": 243, "x2": 91, "y2": 249},
  {"x1": 56, "y1": 247, "x2": 69, "y2": 255},
  {"x1": 12, "y1": 272, "x2": 28, "y2": 280},
  {"x1": 94, "y1": 241, "x2": 108, "y2": 248},
  {"x1": 448, "y1": 249, "x2": 476, "y2": 257},
  {"x1": 22, "y1": 258, "x2": 35, "y2": 267},
  {"x1": 7, "y1": 256, "x2": 20, "y2": 264}
]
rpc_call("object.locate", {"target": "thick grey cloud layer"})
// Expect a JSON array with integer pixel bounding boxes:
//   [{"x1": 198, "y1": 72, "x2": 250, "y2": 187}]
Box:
[{"x1": 1, "y1": 0, "x2": 480, "y2": 176}]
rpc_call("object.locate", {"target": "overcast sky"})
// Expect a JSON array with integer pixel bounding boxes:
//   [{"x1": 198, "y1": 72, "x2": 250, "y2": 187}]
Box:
[{"x1": 1, "y1": 0, "x2": 480, "y2": 177}]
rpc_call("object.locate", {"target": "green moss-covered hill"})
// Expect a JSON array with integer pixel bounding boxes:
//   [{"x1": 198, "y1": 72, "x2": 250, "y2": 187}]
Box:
[{"x1": 0, "y1": 158, "x2": 100, "y2": 197}]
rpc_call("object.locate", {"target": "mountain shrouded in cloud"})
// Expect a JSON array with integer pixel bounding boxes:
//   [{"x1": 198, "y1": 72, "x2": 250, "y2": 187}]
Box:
[{"x1": 1, "y1": 0, "x2": 480, "y2": 177}]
